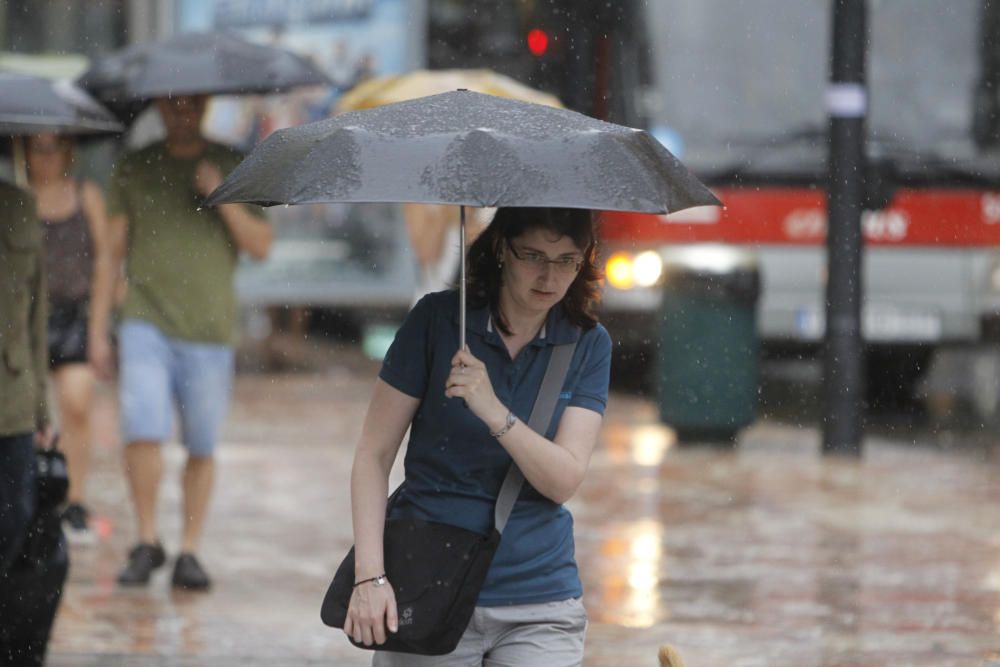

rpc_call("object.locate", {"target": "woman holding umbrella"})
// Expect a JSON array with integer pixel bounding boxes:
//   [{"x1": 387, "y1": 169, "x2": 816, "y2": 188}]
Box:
[
  {"x1": 203, "y1": 88, "x2": 719, "y2": 662},
  {"x1": 25, "y1": 132, "x2": 112, "y2": 543},
  {"x1": 344, "y1": 207, "x2": 611, "y2": 665}
]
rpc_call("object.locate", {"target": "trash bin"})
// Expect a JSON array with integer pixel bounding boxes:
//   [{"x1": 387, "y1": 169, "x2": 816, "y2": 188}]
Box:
[{"x1": 655, "y1": 245, "x2": 761, "y2": 444}]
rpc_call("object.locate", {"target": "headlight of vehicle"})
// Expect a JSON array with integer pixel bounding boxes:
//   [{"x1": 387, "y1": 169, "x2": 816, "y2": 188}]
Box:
[
  {"x1": 606, "y1": 252, "x2": 635, "y2": 289},
  {"x1": 632, "y1": 251, "x2": 663, "y2": 287}
]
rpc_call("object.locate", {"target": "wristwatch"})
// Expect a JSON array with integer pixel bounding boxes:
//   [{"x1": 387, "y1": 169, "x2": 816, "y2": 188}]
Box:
[{"x1": 490, "y1": 410, "x2": 517, "y2": 438}]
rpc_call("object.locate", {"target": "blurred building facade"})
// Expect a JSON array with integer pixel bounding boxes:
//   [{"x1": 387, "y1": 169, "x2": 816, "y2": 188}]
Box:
[{"x1": 0, "y1": 0, "x2": 151, "y2": 55}]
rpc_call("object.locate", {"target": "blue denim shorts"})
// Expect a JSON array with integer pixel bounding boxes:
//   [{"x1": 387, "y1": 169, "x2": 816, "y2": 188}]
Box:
[{"x1": 118, "y1": 319, "x2": 234, "y2": 457}]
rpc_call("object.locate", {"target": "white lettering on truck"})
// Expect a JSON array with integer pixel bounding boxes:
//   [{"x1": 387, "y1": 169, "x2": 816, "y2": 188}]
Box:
[
  {"x1": 984, "y1": 194, "x2": 1000, "y2": 224},
  {"x1": 783, "y1": 208, "x2": 910, "y2": 242}
]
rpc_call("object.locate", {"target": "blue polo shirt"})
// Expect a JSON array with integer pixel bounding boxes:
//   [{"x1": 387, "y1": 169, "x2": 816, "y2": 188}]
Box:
[{"x1": 378, "y1": 290, "x2": 612, "y2": 606}]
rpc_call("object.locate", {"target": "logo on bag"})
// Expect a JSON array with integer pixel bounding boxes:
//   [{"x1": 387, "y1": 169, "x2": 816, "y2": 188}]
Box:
[{"x1": 399, "y1": 607, "x2": 414, "y2": 627}]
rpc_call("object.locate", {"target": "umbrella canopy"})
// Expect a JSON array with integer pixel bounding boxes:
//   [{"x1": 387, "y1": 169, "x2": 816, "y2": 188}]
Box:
[
  {"x1": 337, "y1": 69, "x2": 563, "y2": 112},
  {"x1": 77, "y1": 31, "x2": 332, "y2": 121},
  {"x1": 205, "y1": 89, "x2": 720, "y2": 350},
  {"x1": 0, "y1": 72, "x2": 123, "y2": 136},
  {"x1": 336, "y1": 71, "x2": 562, "y2": 294},
  {"x1": 204, "y1": 89, "x2": 719, "y2": 214}
]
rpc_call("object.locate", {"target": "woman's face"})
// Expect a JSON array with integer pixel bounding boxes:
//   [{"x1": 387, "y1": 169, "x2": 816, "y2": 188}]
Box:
[
  {"x1": 26, "y1": 133, "x2": 72, "y2": 180},
  {"x1": 500, "y1": 226, "x2": 585, "y2": 317}
]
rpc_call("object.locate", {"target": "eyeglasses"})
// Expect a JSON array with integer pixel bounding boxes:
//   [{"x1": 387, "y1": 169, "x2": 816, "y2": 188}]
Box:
[{"x1": 506, "y1": 240, "x2": 584, "y2": 274}]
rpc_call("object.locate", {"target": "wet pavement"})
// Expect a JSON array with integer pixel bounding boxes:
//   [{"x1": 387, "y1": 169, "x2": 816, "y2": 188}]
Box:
[{"x1": 46, "y1": 344, "x2": 1000, "y2": 666}]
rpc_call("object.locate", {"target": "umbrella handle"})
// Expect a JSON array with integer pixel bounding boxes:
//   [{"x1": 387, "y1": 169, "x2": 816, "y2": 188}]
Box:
[{"x1": 459, "y1": 205, "x2": 467, "y2": 352}]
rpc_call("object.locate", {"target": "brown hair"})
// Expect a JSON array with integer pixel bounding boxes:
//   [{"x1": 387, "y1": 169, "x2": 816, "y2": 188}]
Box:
[{"x1": 466, "y1": 207, "x2": 603, "y2": 335}]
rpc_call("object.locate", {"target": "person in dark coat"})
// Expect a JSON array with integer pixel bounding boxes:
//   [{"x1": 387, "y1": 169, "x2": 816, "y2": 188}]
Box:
[{"x1": 0, "y1": 179, "x2": 65, "y2": 666}]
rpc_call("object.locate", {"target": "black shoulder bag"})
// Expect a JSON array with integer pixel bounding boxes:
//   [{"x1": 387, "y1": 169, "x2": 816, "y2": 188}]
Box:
[{"x1": 321, "y1": 341, "x2": 577, "y2": 656}]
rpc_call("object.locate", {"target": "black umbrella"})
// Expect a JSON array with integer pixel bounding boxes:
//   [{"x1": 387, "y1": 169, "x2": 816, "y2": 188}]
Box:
[
  {"x1": 77, "y1": 31, "x2": 332, "y2": 122},
  {"x1": 204, "y1": 90, "x2": 721, "y2": 346},
  {"x1": 0, "y1": 72, "x2": 123, "y2": 136}
]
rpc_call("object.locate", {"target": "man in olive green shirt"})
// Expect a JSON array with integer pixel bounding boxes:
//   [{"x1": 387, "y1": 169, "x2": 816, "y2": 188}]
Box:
[
  {"x1": 0, "y1": 180, "x2": 63, "y2": 663},
  {"x1": 90, "y1": 94, "x2": 271, "y2": 590}
]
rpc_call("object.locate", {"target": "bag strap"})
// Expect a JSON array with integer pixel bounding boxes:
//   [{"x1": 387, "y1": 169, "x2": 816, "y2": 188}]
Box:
[{"x1": 493, "y1": 340, "x2": 577, "y2": 535}]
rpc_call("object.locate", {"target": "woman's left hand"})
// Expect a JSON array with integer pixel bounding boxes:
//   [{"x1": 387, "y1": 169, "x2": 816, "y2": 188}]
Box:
[{"x1": 445, "y1": 348, "x2": 505, "y2": 427}]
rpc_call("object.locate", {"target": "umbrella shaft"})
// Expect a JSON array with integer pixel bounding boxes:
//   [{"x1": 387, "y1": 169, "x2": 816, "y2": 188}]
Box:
[{"x1": 459, "y1": 206, "x2": 467, "y2": 351}]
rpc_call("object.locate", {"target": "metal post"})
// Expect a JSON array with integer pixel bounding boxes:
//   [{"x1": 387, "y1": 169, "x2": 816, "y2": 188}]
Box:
[
  {"x1": 823, "y1": 0, "x2": 867, "y2": 456},
  {"x1": 126, "y1": 0, "x2": 164, "y2": 43}
]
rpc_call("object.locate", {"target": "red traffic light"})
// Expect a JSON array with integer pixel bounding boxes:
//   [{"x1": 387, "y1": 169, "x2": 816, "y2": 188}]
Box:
[{"x1": 527, "y1": 28, "x2": 549, "y2": 56}]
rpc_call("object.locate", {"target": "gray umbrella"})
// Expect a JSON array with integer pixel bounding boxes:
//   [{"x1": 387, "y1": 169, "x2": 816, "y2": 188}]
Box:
[
  {"x1": 77, "y1": 31, "x2": 332, "y2": 122},
  {"x1": 204, "y1": 90, "x2": 721, "y2": 346},
  {"x1": 205, "y1": 90, "x2": 717, "y2": 213},
  {"x1": 0, "y1": 72, "x2": 123, "y2": 186},
  {"x1": 0, "y1": 72, "x2": 123, "y2": 136}
]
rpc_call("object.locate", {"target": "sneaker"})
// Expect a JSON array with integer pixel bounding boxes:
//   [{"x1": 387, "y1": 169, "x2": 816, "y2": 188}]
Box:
[
  {"x1": 117, "y1": 542, "x2": 167, "y2": 586},
  {"x1": 61, "y1": 503, "x2": 96, "y2": 545},
  {"x1": 172, "y1": 553, "x2": 211, "y2": 591}
]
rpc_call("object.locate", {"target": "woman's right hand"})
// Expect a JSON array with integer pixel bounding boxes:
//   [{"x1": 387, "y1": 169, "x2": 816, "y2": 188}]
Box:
[{"x1": 344, "y1": 578, "x2": 399, "y2": 646}]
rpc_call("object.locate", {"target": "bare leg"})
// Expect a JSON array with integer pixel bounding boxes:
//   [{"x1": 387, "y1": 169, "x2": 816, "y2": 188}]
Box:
[
  {"x1": 52, "y1": 363, "x2": 95, "y2": 505},
  {"x1": 123, "y1": 441, "x2": 162, "y2": 544},
  {"x1": 181, "y1": 454, "x2": 215, "y2": 553}
]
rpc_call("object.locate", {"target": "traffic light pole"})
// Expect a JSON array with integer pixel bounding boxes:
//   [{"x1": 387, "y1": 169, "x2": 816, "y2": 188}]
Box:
[{"x1": 823, "y1": 0, "x2": 867, "y2": 456}]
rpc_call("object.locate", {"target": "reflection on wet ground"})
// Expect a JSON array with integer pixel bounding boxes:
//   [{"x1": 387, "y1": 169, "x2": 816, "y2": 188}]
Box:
[{"x1": 47, "y1": 350, "x2": 1000, "y2": 666}]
